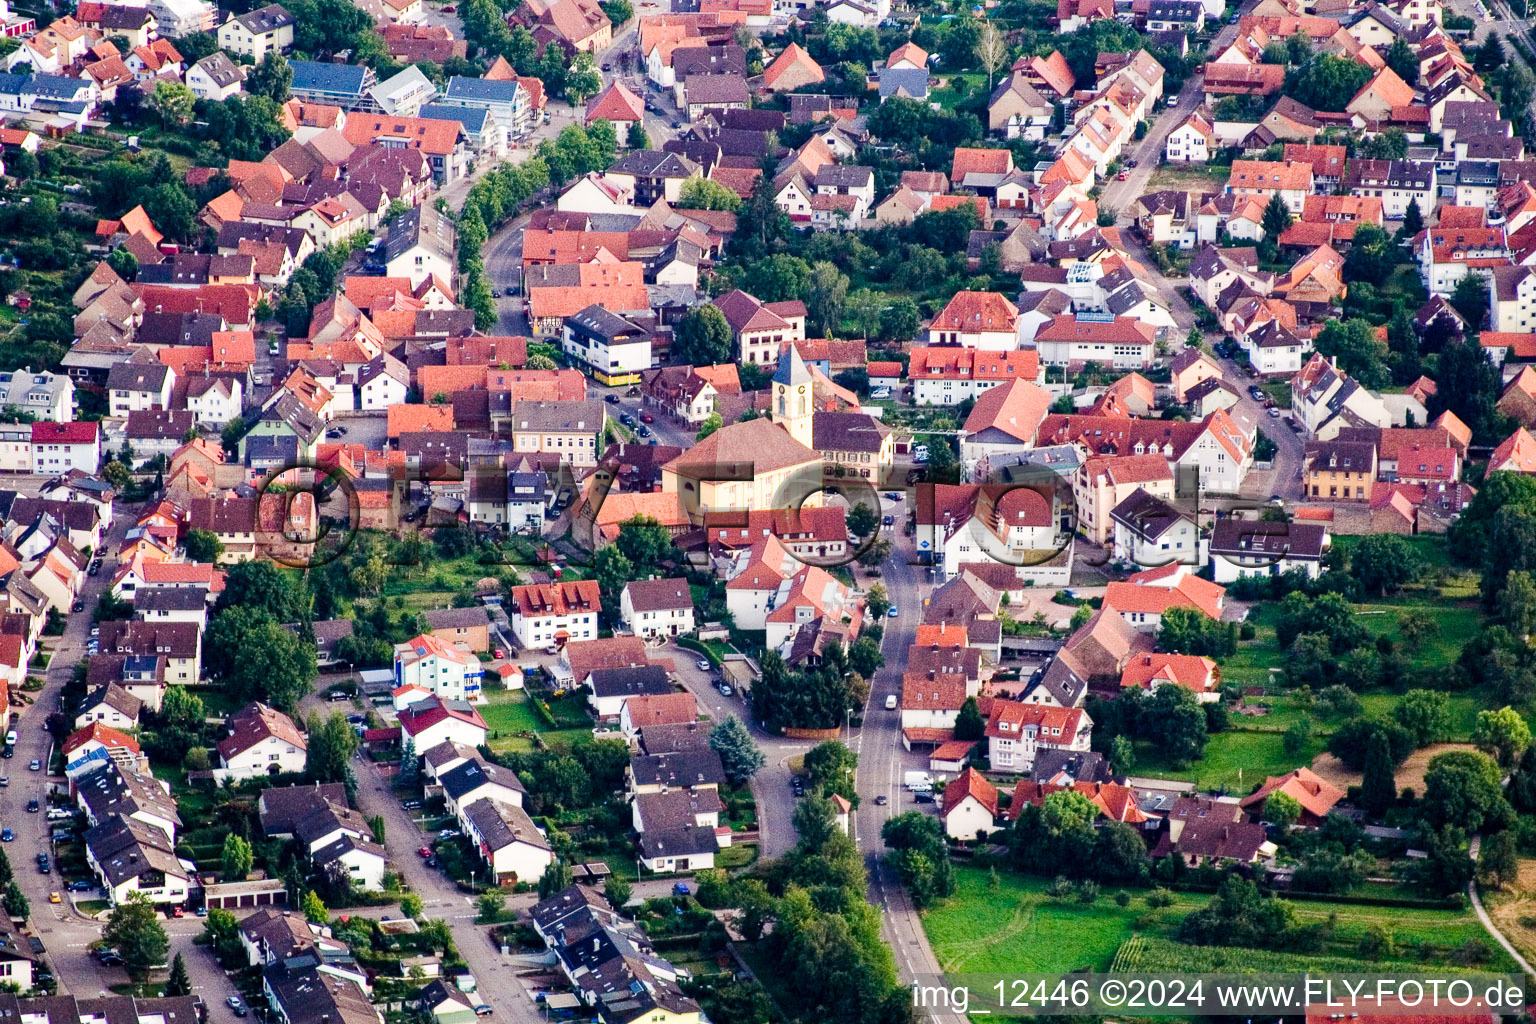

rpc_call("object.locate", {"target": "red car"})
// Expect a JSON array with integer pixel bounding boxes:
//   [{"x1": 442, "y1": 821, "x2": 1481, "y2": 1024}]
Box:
[
  {"x1": 640, "y1": 412, "x2": 654, "y2": 423},
  {"x1": 441, "y1": 4, "x2": 455, "y2": 9},
  {"x1": 1116, "y1": 170, "x2": 1128, "y2": 180},
  {"x1": 418, "y1": 845, "x2": 433, "y2": 858},
  {"x1": 493, "y1": 648, "x2": 505, "y2": 659}
]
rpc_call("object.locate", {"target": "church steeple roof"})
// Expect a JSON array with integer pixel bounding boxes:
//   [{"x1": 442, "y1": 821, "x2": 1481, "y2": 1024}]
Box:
[{"x1": 773, "y1": 345, "x2": 813, "y2": 387}]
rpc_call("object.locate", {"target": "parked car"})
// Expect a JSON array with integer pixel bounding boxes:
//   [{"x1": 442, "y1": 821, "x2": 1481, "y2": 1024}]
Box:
[
  {"x1": 605, "y1": 394, "x2": 620, "y2": 404},
  {"x1": 26, "y1": 798, "x2": 38, "y2": 811},
  {"x1": 493, "y1": 648, "x2": 505, "y2": 658},
  {"x1": 0, "y1": 830, "x2": 12, "y2": 842},
  {"x1": 0, "y1": 776, "x2": 8, "y2": 786},
  {"x1": 870, "y1": 387, "x2": 891, "y2": 400},
  {"x1": 438, "y1": 828, "x2": 460, "y2": 839},
  {"x1": 418, "y1": 846, "x2": 433, "y2": 858},
  {"x1": 28, "y1": 760, "x2": 40, "y2": 772},
  {"x1": 885, "y1": 694, "x2": 898, "y2": 710},
  {"x1": 914, "y1": 790, "x2": 935, "y2": 804},
  {"x1": 875, "y1": 795, "x2": 888, "y2": 805},
  {"x1": 475, "y1": 1007, "x2": 493, "y2": 1018},
  {"x1": 71, "y1": 601, "x2": 85, "y2": 612},
  {"x1": 640, "y1": 412, "x2": 653, "y2": 423},
  {"x1": 227, "y1": 997, "x2": 247, "y2": 1018},
  {"x1": 671, "y1": 882, "x2": 690, "y2": 896},
  {"x1": 718, "y1": 683, "x2": 733, "y2": 696},
  {"x1": 70, "y1": 880, "x2": 93, "y2": 892},
  {"x1": 37, "y1": 858, "x2": 49, "y2": 873},
  {"x1": 882, "y1": 514, "x2": 894, "y2": 526},
  {"x1": 888, "y1": 605, "x2": 899, "y2": 618},
  {"x1": 696, "y1": 659, "x2": 711, "y2": 671}
]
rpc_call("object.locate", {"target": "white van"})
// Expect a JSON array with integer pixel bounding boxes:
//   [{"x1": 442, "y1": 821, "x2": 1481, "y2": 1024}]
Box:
[
  {"x1": 884, "y1": 694, "x2": 898, "y2": 710},
  {"x1": 4, "y1": 731, "x2": 14, "y2": 747}
]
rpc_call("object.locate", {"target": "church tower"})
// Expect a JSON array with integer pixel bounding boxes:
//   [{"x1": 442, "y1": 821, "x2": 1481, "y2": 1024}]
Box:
[{"x1": 771, "y1": 346, "x2": 815, "y2": 450}]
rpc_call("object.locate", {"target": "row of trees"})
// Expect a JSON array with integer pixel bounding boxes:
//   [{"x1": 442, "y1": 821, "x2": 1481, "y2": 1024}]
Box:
[{"x1": 751, "y1": 640, "x2": 882, "y2": 733}]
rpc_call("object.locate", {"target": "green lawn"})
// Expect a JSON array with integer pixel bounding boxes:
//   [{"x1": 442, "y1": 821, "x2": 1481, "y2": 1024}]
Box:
[
  {"x1": 1259, "y1": 380, "x2": 1292, "y2": 408},
  {"x1": 481, "y1": 689, "x2": 543, "y2": 752},
  {"x1": 925, "y1": 868, "x2": 1515, "y2": 976},
  {"x1": 1133, "y1": 730, "x2": 1321, "y2": 791}
]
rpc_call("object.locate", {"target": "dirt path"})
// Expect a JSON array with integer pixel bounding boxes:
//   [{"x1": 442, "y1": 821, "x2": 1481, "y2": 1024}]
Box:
[{"x1": 1310, "y1": 742, "x2": 1478, "y2": 795}]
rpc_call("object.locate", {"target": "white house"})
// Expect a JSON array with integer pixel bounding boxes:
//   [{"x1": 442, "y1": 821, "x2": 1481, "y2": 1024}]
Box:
[
  {"x1": 84, "y1": 814, "x2": 191, "y2": 908},
  {"x1": 216, "y1": 702, "x2": 307, "y2": 780},
  {"x1": 216, "y1": 3, "x2": 293, "y2": 60},
  {"x1": 398, "y1": 696, "x2": 488, "y2": 753},
  {"x1": 440, "y1": 756, "x2": 526, "y2": 821},
  {"x1": 29, "y1": 421, "x2": 100, "y2": 475},
  {"x1": 186, "y1": 51, "x2": 244, "y2": 100},
  {"x1": 926, "y1": 291, "x2": 1022, "y2": 350},
  {"x1": 1110, "y1": 488, "x2": 1199, "y2": 568},
  {"x1": 508, "y1": 580, "x2": 601, "y2": 650},
  {"x1": 985, "y1": 700, "x2": 1092, "y2": 773},
  {"x1": 1209, "y1": 518, "x2": 1329, "y2": 583},
  {"x1": 185, "y1": 376, "x2": 243, "y2": 427},
  {"x1": 619, "y1": 577, "x2": 695, "y2": 639},
  {"x1": 393, "y1": 634, "x2": 484, "y2": 703},
  {"x1": 461, "y1": 797, "x2": 552, "y2": 884},
  {"x1": 74, "y1": 683, "x2": 142, "y2": 731},
  {"x1": 940, "y1": 768, "x2": 998, "y2": 842},
  {"x1": 1166, "y1": 109, "x2": 1214, "y2": 163}
]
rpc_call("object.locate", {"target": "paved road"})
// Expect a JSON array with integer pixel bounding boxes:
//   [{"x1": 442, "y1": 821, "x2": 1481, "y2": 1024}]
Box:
[
  {"x1": 348, "y1": 755, "x2": 547, "y2": 1023},
  {"x1": 853, "y1": 516, "x2": 967, "y2": 1024},
  {"x1": 661, "y1": 641, "x2": 806, "y2": 860}
]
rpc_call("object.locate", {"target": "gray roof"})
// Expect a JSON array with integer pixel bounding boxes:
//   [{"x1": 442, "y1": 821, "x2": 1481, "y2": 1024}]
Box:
[
  {"x1": 812, "y1": 164, "x2": 874, "y2": 188},
  {"x1": 418, "y1": 102, "x2": 490, "y2": 135},
  {"x1": 1209, "y1": 519, "x2": 1328, "y2": 559},
  {"x1": 1109, "y1": 487, "x2": 1187, "y2": 540},
  {"x1": 106, "y1": 361, "x2": 170, "y2": 393},
  {"x1": 83, "y1": 814, "x2": 186, "y2": 887},
  {"x1": 439, "y1": 756, "x2": 526, "y2": 801},
  {"x1": 608, "y1": 149, "x2": 699, "y2": 178},
  {"x1": 442, "y1": 75, "x2": 522, "y2": 103},
  {"x1": 462, "y1": 797, "x2": 549, "y2": 853},
  {"x1": 258, "y1": 783, "x2": 349, "y2": 836},
  {"x1": 510, "y1": 398, "x2": 607, "y2": 434},
  {"x1": 230, "y1": 3, "x2": 294, "y2": 33},
  {"x1": 879, "y1": 67, "x2": 930, "y2": 99},
  {"x1": 420, "y1": 606, "x2": 489, "y2": 631},
  {"x1": 567, "y1": 304, "x2": 648, "y2": 344},
  {"x1": 77, "y1": 762, "x2": 180, "y2": 827},
  {"x1": 384, "y1": 203, "x2": 455, "y2": 265},
  {"x1": 629, "y1": 748, "x2": 726, "y2": 789},
  {"x1": 683, "y1": 73, "x2": 749, "y2": 106},
  {"x1": 637, "y1": 823, "x2": 717, "y2": 859},
  {"x1": 588, "y1": 664, "x2": 673, "y2": 700},
  {"x1": 134, "y1": 587, "x2": 207, "y2": 612},
  {"x1": 288, "y1": 60, "x2": 369, "y2": 98}
]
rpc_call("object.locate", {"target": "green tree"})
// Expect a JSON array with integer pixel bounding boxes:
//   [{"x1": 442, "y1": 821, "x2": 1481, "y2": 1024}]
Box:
[
  {"x1": 696, "y1": 412, "x2": 723, "y2": 441},
  {"x1": 2, "y1": 881, "x2": 27, "y2": 920},
  {"x1": 1403, "y1": 197, "x2": 1424, "y2": 237},
  {"x1": 1451, "y1": 271, "x2": 1490, "y2": 329},
  {"x1": 248, "y1": 51, "x2": 293, "y2": 102},
  {"x1": 615, "y1": 515, "x2": 673, "y2": 568},
  {"x1": 150, "y1": 80, "x2": 195, "y2": 126},
  {"x1": 626, "y1": 122, "x2": 650, "y2": 150},
  {"x1": 804, "y1": 740, "x2": 858, "y2": 799},
  {"x1": 1502, "y1": 569, "x2": 1536, "y2": 639},
  {"x1": 1350, "y1": 534, "x2": 1422, "y2": 595},
  {"x1": 805, "y1": 260, "x2": 849, "y2": 336},
  {"x1": 748, "y1": 253, "x2": 811, "y2": 303},
  {"x1": 1261, "y1": 192, "x2": 1292, "y2": 238},
  {"x1": 215, "y1": 559, "x2": 308, "y2": 620},
  {"x1": 846, "y1": 503, "x2": 878, "y2": 538},
  {"x1": 203, "y1": 908, "x2": 243, "y2": 964},
  {"x1": 166, "y1": 952, "x2": 193, "y2": 996},
  {"x1": 476, "y1": 890, "x2": 506, "y2": 922},
  {"x1": 104, "y1": 892, "x2": 170, "y2": 973},
  {"x1": 1110, "y1": 733, "x2": 1136, "y2": 773},
  {"x1": 302, "y1": 889, "x2": 328, "y2": 925},
  {"x1": 184, "y1": 528, "x2": 223, "y2": 563},
  {"x1": 305, "y1": 711, "x2": 361, "y2": 782},
  {"x1": 1264, "y1": 791, "x2": 1302, "y2": 827},
  {"x1": 709, "y1": 716, "x2": 766, "y2": 786},
  {"x1": 1384, "y1": 37, "x2": 1418, "y2": 85},
  {"x1": 592, "y1": 546, "x2": 635, "y2": 608},
  {"x1": 1283, "y1": 717, "x2": 1314, "y2": 757},
  {"x1": 1142, "y1": 685, "x2": 1207, "y2": 768},
  {"x1": 865, "y1": 583, "x2": 890, "y2": 619},
  {"x1": 847, "y1": 635, "x2": 883, "y2": 678},
  {"x1": 1360, "y1": 729, "x2": 1397, "y2": 817},
  {"x1": 1315, "y1": 318, "x2": 1391, "y2": 390},
  {"x1": 565, "y1": 51, "x2": 602, "y2": 103},
  {"x1": 399, "y1": 892, "x2": 424, "y2": 919},
  {"x1": 793, "y1": 793, "x2": 842, "y2": 852},
  {"x1": 676, "y1": 177, "x2": 743, "y2": 212},
  {"x1": 106, "y1": 247, "x2": 138, "y2": 282},
  {"x1": 954, "y1": 697, "x2": 985, "y2": 741},
  {"x1": 1283, "y1": 53, "x2": 1374, "y2": 111},
  {"x1": 1399, "y1": 609, "x2": 1438, "y2": 651},
  {"x1": 1422, "y1": 749, "x2": 1511, "y2": 831},
  {"x1": 673, "y1": 305, "x2": 733, "y2": 366},
  {"x1": 221, "y1": 833, "x2": 254, "y2": 881},
  {"x1": 1394, "y1": 690, "x2": 1451, "y2": 747},
  {"x1": 604, "y1": 876, "x2": 632, "y2": 910},
  {"x1": 538, "y1": 859, "x2": 574, "y2": 897},
  {"x1": 1480, "y1": 828, "x2": 1519, "y2": 889},
  {"x1": 204, "y1": 607, "x2": 316, "y2": 711},
  {"x1": 1472, "y1": 706, "x2": 1531, "y2": 768}
]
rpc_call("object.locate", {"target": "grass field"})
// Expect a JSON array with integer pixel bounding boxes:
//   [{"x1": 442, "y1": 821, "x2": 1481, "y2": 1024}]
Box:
[
  {"x1": 1132, "y1": 729, "x2": 1321, "y2": 791},
  {"x1": 479, "y1": 688, "x2": 595, "y2": 753},
  {"x1": 925, "y1": 868, "x2": 1515, "y2": 976}
]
